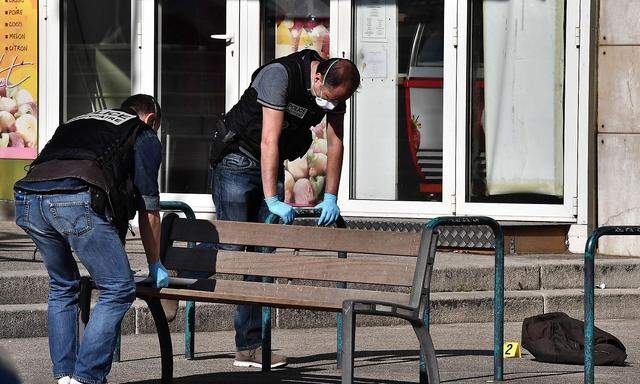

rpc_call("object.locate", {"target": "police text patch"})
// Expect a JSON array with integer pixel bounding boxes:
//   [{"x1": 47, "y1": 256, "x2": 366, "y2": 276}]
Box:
[
  {"x1": 286, "y1": 103, "x2": 308, "y2": 119},
  {"x1": 67, "y1": 110, "x2": 137, "y2": 125}
]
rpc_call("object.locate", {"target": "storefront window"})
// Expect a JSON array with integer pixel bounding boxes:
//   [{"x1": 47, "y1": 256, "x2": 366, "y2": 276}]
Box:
[
  {"x1": 467, "y1": 0, "x2": 565, "y2": 204},
  {"x1": 158, "y1": 0, "x2": 226, "y2": 194},
  {"x1": 352, "y1": 0, "x2": 444, "y2": 202},
  {"x1": 261, "y1": 0, "x2": 330, "y2": 206},
  {"x1": 62, "y1": 0, "x2": 131, "y2": 121}
]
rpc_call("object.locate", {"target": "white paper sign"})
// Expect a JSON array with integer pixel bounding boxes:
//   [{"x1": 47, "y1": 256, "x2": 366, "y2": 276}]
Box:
[
  {"x1": 361, "y1": 1, "x2": 386, "y2": 41},
  {"x1": 360, "y1": 47, "x2": 387, "y2": 78}
]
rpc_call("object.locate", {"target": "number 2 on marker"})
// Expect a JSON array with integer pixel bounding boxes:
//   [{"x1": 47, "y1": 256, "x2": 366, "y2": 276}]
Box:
[{"x1": 503, "y1": 342, "x2": 522, "y2": 358}]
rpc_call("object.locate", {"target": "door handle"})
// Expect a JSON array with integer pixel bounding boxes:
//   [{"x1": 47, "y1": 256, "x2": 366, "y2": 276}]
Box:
[{"x1": 210, "y1": 34, "x2": 235, "y2": 45}]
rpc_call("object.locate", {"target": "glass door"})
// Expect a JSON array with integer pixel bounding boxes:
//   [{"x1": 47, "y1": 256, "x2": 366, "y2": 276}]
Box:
[
  {"x1": 455, "y1": 0, "x2": 579, "y2": 221},
  {"x1": 157, "y1": 0, "x2": 239, "y2": 212},
  {"x1": 339, "y1": 0, "x2": 458, "y2": 218}
]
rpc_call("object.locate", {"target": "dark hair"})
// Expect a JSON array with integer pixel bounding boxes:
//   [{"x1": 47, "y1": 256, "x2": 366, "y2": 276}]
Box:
[
  {"x1": 317, "y1": 58, "x2": 361, "y2": 95},
  {"x1": 121, "y1": 94, "x2": 161, "y2": 120}
]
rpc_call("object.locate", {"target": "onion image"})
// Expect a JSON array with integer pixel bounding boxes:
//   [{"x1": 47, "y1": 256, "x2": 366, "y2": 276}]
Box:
[
  {"x1": 284, "y1": 170, "x2": 295, "y2": 203},
  {"x1": 293, "y1": 178, "x2": 315, "y2": 205},
  {"x1": 8, "y1": 132, "x2": 25, "y2": 148},
  {"x1": 0, "y1": 133, "x2": 8, "y2": 147},
  {"x1": 310, "y1": 122, "x2": 325, "y2": 139},
  {"x1": 0, "y1": 78, "x2": 7, "y2": 98}
]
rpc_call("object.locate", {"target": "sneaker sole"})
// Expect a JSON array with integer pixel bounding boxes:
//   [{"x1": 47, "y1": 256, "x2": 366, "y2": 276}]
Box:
[{"x1": 233, "y1": 360, "x2": 288, "y2": 369}]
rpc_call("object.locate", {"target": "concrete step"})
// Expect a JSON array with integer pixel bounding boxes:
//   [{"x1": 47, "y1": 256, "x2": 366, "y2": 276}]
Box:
[
  {"x1": 2, "y1": 256, "x2": 640, "y2": 305},
  {"x1": 1, "y1": 288, "x2": 638, "y2": 339}
]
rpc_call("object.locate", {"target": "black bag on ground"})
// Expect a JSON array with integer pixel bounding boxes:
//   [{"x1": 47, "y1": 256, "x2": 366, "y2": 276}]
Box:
[{"x1": 521, "y1": 312, "x2": 626, "y2": 366}]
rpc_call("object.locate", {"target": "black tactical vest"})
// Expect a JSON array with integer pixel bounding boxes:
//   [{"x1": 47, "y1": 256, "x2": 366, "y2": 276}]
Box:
[
  {"x1": 24, "y1": 109, "x2": 151, "y2": 239},
  {"x1": 225, "y1": 49, "x2": 327, "y2": 161}
]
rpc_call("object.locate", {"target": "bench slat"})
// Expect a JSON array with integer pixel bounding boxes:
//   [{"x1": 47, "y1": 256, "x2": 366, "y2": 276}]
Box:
[
  {"x1": 136, "y1": 279, "x2": 411, "y2": 312},
  {"x1": 164, "y1": 247, "x2": 415, "y2": 287},
  {"x1": 169, "y1": 219, "x2": 422, "y2": 256}
]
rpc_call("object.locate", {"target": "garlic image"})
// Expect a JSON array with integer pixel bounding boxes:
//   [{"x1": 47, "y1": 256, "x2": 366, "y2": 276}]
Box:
[
  {"x1": 14, "y1": 89, "x2": 33, "y2": 105},
  {"x1": 15, "y1": 114, "x2": 37, "y2": 147},
  {"x1": 0, "y1": 111, "x2": 16, "y2": 133},
  {"x1": 0, "y1": 97, "x2": 17, "y2": 114},
  {"x1": 15, "y1": 102, "x2": 37, "y2": 118},
  {"x1": 284, "y1": 156, "x2": 309, "y2": 180},
  {"x1": 308, "y1": 152, "x2": 327, "y2": 177},
  {"x1": 0, "y1": 133, "x2": 9, "y2": 147},
  {"x1": 311, "y1": 138, "x2": 327, "y2": 154}
]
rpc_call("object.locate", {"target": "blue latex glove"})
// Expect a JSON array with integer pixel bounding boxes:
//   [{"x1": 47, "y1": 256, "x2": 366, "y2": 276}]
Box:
[
  {"x1": 314, "y1": 193, "x2": 340, "y2": 226},
  {"x1": 265, "y1": 196, "x2": 296, "y2": 224},
  {"x1": 148, "y1": 260, "x2": 169, "y2": 288}
]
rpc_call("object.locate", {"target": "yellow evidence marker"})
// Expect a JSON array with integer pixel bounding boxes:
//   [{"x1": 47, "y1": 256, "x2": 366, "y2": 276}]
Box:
[{"x1": 503, "y1": 342, "x2": 522, "y2": 358}]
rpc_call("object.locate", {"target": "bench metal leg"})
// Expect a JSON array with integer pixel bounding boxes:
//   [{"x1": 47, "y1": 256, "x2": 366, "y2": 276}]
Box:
[
  {"x1": 341, "y1": 302, "x2": 356, "y2": 384},
  {"x1": 261, "y1": 306, "x2": 272, "y2": 372},
  {"x1": 113, "y1": 332, "x2": 122, "y2": 362},
  {"x1": 412, "y1": 321, "x2": 440, "y2": 384},
  {"x1": 185, "y1": 300, "x2": 196, "y2": 359},
  {"x1": 143, "y1": 296, "x2": 174, "y2": 384}
]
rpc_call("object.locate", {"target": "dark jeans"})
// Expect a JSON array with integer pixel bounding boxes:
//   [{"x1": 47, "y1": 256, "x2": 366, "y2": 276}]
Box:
[
  {"x1": 212, "y1": 152, "x2": 282, "y2": 351},
  {"x1": 14, "y1": 190, "x2": 135, "y2": 384}
]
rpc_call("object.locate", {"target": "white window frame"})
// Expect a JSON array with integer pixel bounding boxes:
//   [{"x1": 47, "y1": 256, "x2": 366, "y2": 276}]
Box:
[{"x1": 454, "y1": 0, "x2": 581, "y2": 222}]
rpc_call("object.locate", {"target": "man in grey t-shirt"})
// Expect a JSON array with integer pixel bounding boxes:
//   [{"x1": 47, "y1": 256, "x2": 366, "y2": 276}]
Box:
[{"x1": 210, "y1": 50, "x2": 360, "y2": 369}]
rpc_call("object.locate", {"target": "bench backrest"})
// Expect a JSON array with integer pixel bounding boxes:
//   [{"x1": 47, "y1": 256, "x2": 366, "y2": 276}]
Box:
[{"x1": 160, "y1": 215, "x2": 438, "y2": 310}]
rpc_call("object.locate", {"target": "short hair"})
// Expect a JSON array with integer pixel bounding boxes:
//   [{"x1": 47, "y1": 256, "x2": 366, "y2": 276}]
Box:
[
  {"x1": 121, "y1": 94, "x2": 161, "y2": 120},
  {"x1": 317, "y1": 58, "x2": 361, "y2": 95}
]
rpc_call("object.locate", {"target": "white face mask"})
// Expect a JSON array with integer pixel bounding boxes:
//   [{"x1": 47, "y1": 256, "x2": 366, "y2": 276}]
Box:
[{"x1": 313, "y1": 60, "x2": 339, "y2": 111}]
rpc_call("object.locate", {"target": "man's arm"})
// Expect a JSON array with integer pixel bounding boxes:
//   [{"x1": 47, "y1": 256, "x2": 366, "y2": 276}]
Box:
[
  {"x1": 260, "y1": 106, "x2": 296, "y2": 224},
  {"x1": 138, "y1": 210, "x2": 160, "y2": 264},
  {"x1": 324, "y1": 113, "x2": 345, "y2": 195},
  {"x1": 260, "y1": 106, "x2": 285, "y2": 198}
]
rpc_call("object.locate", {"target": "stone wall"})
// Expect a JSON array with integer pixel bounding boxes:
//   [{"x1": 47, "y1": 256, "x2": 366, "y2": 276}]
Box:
[{"x1": 597, "y1": 0, "x2": 640, "y2": 254}]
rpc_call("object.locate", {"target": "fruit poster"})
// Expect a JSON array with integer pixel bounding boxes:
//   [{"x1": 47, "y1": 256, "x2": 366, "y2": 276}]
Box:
[
  {"x1": 0, "y1": 0, "x2": 38, "y2": 159},
  {"x1": 275, "y1": 18, "x2": 330, "y2": 60},
  {"x1": 276, "y1": 17, "x2": 330, "y2": 206}
]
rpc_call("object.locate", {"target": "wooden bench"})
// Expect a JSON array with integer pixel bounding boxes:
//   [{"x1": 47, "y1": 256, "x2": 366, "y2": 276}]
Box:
[{"x1": 87, "y1": 212, "x2": 442, "y2": 384}]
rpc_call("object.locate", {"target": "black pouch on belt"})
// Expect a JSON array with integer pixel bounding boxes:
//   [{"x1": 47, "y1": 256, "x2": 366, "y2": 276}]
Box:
[
  {"x1": 89, "y1": 185, "x2": 108, "y2": 216},
  {"x1": 209, "y1": 115, "x2": 237, "y2": 167}
]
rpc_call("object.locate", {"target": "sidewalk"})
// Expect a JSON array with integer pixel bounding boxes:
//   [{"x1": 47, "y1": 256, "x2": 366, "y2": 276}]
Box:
[{"x1": 2, "y1": 321, "x2": 638, "y2": 384}]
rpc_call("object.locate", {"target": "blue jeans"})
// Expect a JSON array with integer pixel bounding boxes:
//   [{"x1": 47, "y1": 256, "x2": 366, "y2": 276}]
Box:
[
  {"x1": 212, "y1": 152, "x2": 282, "y2": 351},
  {"x1": 14, "y1": 189, "x2": 135, "y2": 384}
]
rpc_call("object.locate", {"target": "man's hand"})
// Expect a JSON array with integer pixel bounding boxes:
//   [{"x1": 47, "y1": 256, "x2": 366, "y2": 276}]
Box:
[
  {"x1": 265, "y1": 196, "x2": 296, "y2": 224},
  {"x1": 148, "y1": 260, "x2": 169, "y2": 288},
  {"x1": 314, "y1": 193, "x2": 340, "y2": 226},
  {"x1": 138, "y1": 210, "x2": 167, "y2": 287}
]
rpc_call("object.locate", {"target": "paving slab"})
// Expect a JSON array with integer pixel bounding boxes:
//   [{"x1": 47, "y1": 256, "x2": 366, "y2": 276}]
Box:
[{"x1": 1, "y1": 320, "x2": 638, "y2": 384}]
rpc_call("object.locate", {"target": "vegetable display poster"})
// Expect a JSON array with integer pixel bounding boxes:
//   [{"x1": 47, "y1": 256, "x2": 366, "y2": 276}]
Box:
[
  {"x1": 0, "y1": 0, "x2": 38, "y2": 159},
  {"x1": 276, "y1": 17, "x2": 330, "y2": 206}
]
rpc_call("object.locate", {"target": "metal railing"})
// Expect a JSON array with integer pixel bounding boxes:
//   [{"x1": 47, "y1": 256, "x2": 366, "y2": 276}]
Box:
[
  {"x1": 583, "y1": 225, "x2": 640, "y2": 384},
  {"x1": 425, "y1": 216, "x2": 505, "y2": 382}
]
